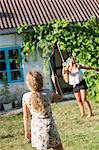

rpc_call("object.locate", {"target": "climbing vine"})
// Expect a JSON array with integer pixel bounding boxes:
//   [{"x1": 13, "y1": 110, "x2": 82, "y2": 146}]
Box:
[{"x1": 17, "y1": 17, "x2": 99, "y2": 100}]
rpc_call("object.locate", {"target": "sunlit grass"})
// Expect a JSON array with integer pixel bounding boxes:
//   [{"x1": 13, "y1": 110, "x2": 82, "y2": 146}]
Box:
[{"x1": 0, "y1": 100, "x2": 99, "y2": 150}]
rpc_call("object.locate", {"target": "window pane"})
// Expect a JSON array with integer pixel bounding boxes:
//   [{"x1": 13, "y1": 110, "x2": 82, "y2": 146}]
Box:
[
  {"x1": 0, "y1": 61, "x2": 6, "y2": 71},
  {"x1": 9, "y1": 49, "x2": 18, "y2": 59},
  {"x1": 11, "y1": 71, "x2": 21, "y2": 80},
  {"x1": 0, "y1": 72, "x2": 7, "y2": 81},
  {"x1": 0, "y1": 51, "x2": 5, "y2": 60},
  {"x1": 10, "y1": 60, "x2": 20, "y2": 70}
]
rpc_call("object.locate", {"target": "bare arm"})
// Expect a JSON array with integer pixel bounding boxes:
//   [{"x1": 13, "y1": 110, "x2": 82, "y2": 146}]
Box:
[
  {"x1": 23, "y1": 102, "x2": 31, "y2": 141},
  {"x1": 79, "y1": 64, "x2": 99, "y2": 71},
  {"x1": 62, "y1": 65, "x2": 66, "y2": 76},
  {"x1": 51, "y1": 73, "x2": 63, "y2": 102},
  {"x1": 62, "y1": 63, "x2": 69, "y2": 83},
  {"x1": 62, "y1": 63, "x2": 69, "y2": 76}
]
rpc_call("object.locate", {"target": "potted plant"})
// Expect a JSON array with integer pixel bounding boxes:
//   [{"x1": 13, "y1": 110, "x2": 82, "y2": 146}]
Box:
[
  {"x1": 12, "y1": 93, "x2": 19, "y2": 108},
  {"x1": 1, "y1": 74, "x2": 12, "y2": 111}
]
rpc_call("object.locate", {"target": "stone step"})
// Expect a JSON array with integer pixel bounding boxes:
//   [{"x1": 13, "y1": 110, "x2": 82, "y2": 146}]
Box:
[{"x1": 63, "y1": 92, "x2": 75, "y2": 100}]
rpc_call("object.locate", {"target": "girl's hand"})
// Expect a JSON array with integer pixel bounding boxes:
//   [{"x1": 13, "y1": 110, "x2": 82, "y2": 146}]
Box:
[
  {"x1": 62, "y1": 62, "x2": 66, "y2": 67},
  {"x1": 51, "y1": 73, "x2": 58, "y2": 84},
  {"x1": 51, "y1": 72, "x2": 55, "y2": 84},
  {"x1": 65, "y1": 64, "x2": 69, "y2": 70},
  {"x1": 25, "y1": 131, "x2": 31, "y2": 142}
]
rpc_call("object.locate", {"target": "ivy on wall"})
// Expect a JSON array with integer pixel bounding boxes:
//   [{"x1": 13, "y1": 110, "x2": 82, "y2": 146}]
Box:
[{"x1": 17, "y1": 17, "x2": 99, "y2": 100}]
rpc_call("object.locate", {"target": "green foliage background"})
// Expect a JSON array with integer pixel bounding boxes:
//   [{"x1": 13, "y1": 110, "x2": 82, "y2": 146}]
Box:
[{"x1": 17, "y1": 17, "x2": 99, "y2": 100}]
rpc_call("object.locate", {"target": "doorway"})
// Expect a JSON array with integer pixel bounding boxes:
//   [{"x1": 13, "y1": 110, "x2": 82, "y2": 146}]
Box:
[{"x1": 50, "y1": 45, "x2": 73, "y2": 94}]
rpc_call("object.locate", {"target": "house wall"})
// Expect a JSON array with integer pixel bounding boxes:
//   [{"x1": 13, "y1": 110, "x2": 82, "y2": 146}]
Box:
[
  {"x1": 0, "y1": 33, "x2": 22, "y2": 48},
  {"x1": 0, "y1": 33, "x2": 51, "y2": 104},
  {"x1": 23, "y1": 53, "x2": 51, "y2": 90}
]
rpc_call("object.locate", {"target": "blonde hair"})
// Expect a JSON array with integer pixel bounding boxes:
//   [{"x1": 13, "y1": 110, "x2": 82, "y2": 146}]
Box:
[{"x1": 26, "y1": 70, "x2": 47, "y2": 113}]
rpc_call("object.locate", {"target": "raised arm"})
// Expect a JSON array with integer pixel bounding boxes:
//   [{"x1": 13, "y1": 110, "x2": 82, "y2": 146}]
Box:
[
  {"x1": 62, "y1": 63, "x2": 69, "y2": 76},
  {"x1": 62, "y1": 63, "x2": 69, "y2": 83},
  {"x1": 23, "y1": 102, "x2": 31, "y2": 142}
]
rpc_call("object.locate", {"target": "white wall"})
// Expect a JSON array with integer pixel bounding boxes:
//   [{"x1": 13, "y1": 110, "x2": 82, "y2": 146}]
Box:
[
  {"x1": 23, "y1": 52, "x2": 51, "y2": 90},
  {"x1": 0, "y1": 33, "x2": 52, "y2": 94},
  {"x1": 0, "y1": 33, "x2": 22, "y2": 48}
]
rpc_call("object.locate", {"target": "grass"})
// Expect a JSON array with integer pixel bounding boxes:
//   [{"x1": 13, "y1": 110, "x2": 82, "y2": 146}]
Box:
[{"x1": 0, "y1": 100, "x2": 99, "y2": 150}]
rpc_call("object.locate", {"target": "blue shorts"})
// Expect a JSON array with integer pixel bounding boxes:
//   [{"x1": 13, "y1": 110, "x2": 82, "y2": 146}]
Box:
[{"x1": 73, "y1": 80, "x2": 88, "y2": 93}]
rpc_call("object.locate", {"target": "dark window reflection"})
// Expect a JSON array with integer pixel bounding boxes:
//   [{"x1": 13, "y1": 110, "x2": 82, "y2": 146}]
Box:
[
  {"x1": 0, "y1": 51, "x2": 5, "y2": 60},
  {"x1": 11, "y1": 71, "x2": 21, "y2": 80},
  {"x1": 9, "y1": 49, "x2": 18, "y2": 59},
  {"x1": 0, "y1": 62, "x2": 6, "y2": 71},
  {"x1": 10, "y1": 60, "x2": 20, "y2": 70}
]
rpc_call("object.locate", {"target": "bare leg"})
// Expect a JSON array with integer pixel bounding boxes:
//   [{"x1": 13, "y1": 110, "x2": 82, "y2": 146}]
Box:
[
  {"x1": 74, "y1": 92, "x2": 85, "y2": 117},
  {"x1": 80, "y1": 90, "x2": 92, "y2": 117},
  {"x1": 53, "y1": 143, "x2": 63, "y2": 150}
]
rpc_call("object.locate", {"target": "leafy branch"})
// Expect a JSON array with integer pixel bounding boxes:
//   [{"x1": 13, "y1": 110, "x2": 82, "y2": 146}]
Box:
[{"x1": 17, "y1": 17, "x2": 99, "y2": 100}]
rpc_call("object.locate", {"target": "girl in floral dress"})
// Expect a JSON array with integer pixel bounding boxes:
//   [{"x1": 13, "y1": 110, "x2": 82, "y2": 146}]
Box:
[{"x1": 22, "y1": 70, "x2": 63, "y2": 150}]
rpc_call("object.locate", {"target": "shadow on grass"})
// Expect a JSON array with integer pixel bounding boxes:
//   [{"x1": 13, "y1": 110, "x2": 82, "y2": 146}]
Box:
[{"x1": 0, "y1": 134, "x2": 14, "y2": 139}]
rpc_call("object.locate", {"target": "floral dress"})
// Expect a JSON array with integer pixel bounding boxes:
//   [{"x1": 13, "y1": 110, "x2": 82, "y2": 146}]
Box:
[{"x1": 22, "y1": 89, "x2": 61, "y2": 149}]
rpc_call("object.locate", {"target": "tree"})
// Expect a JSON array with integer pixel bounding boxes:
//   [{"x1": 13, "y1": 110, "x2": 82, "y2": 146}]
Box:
[{"x1": 17, "y1": 17, "x2": 99, "y2": 101}]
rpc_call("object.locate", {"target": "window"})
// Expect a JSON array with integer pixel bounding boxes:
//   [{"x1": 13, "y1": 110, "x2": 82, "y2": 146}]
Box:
[{"x1": 0, "y1": 47, "x2": 24, "y2": 83}]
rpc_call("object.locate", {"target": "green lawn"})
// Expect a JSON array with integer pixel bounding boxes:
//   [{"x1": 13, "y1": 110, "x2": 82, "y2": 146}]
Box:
[{"x1": 0, "y1": 100, "x2": 99, "y2": 150}]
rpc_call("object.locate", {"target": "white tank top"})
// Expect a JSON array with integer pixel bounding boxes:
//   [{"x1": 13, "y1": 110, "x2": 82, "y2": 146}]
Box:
[{"x1": 69, "y1": 68, "x2": 84, "y2": 87}]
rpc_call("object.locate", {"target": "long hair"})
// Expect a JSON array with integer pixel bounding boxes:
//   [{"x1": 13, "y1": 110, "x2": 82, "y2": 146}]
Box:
[
  {"x1": 26, "y1": 70, "x2": 47, "y2": 113},
  {"x1": 70, "y1": 56, "x2": 80, "y2": 69}
]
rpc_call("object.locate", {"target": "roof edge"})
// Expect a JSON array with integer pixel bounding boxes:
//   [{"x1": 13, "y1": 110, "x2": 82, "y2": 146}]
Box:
[{"x1": 0, "y1": 28, "x2": 17, "y2": 35}]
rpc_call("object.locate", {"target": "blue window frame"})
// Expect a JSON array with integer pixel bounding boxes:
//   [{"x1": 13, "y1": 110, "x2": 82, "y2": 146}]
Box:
[{"x1": 0, "y1": 47, "x2": 24, "y2": 83}]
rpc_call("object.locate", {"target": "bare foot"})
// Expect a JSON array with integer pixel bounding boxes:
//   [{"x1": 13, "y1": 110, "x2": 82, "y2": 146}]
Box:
[
  {"x1": 87, "y1": 113, "x2": 93, "y2": 118},
  {"x1": 81, "y1": 114, "x2": 85, "y2": 118}
]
